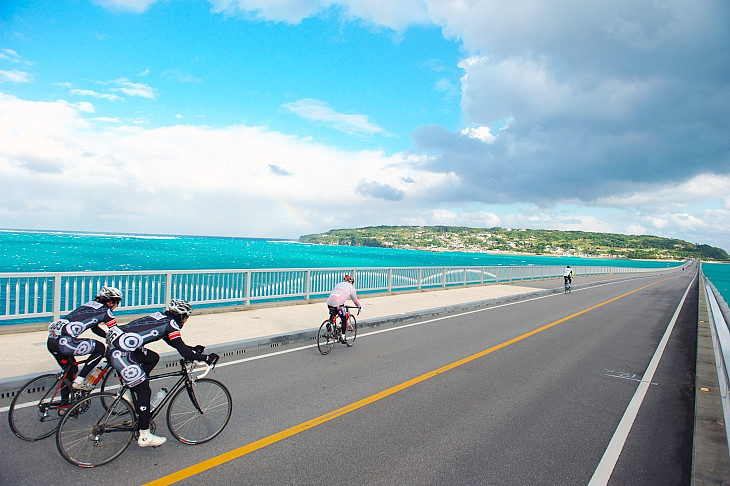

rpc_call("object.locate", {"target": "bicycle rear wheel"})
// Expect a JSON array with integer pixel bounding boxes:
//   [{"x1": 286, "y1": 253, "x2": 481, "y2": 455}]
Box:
[
  {"x1": 99, "y1": 366, "x2": 122, "y2": 394},
  {"x1": 8, "y1": 373, "x2": 67, "y2": 441},
  {"x1": 56, "y1": 392, "x2": 136, "y2": 467},
  {"x1": 343, "y1": 314, "x2": 357, "y2": 347},
  {"x1": 167, "y1": 378, "x2": 232, "y2": 444},
  {"x1": 317, "y1": 320, "x2": 335, "y2": 355},
  {"x1": 99, "y1": 367, "x2": 127, "y2": 412}
]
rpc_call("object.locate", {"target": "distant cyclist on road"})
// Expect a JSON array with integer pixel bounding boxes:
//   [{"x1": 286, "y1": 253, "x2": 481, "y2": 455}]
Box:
[
  {"x1": 106, "y1": 299, "x2": 219, "y2": 448},
  {"x1": 327, "y1": 274, "x2": 362, "y2": 343},
  {"x1": 47, "y1": 286, "x2": 123, "y2": 392},
  {"x1": 563, "y1": 266, "x2": 574, "y2": 287}
]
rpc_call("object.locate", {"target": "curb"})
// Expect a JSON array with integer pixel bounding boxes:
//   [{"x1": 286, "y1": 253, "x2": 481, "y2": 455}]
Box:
[
  {"x1": 0, "y1": 287, "x2": 558, "y2": 405},
  {"x1": 693, "y1": 276, "x2": 730, "y2": 485}
]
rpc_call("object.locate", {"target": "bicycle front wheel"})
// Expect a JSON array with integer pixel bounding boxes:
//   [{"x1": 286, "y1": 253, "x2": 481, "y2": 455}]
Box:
[
  {"x1": 317, "y1": 320, "x2": 334, "y2": 355},
  {"x1": 344, "y1": 314, "x2": 357, "y2": 347},
  {"x1": 56, "y1": 392, "x2": 136, "y2": 467},
  {"x1": 9, "y1": 373, "x2": 66, "y2": 441},
  {"x1": 167, "y1": 378, "x2": 232, "y2": 444}
]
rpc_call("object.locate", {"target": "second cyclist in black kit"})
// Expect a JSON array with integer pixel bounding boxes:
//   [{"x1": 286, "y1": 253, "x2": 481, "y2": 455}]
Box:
[{"x1": 106, "y1": 299, "x2": 219, "y2": 447}]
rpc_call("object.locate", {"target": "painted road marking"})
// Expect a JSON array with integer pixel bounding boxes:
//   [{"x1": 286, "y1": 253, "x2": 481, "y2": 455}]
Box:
[
  {"x1": 144, "y1": 277, "x2": 675, "y2": 486},
  {"x1": 588, "y1": 275, "x2": 694, "y2": 486}
]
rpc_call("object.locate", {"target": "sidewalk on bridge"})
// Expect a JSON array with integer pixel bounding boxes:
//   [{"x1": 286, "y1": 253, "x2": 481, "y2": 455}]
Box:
[{"x1": 0, "y1": 281, "x2": 558, "y2": 381}]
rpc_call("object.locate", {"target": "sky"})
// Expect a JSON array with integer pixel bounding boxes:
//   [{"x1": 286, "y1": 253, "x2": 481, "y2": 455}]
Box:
[{"x1": 1, "y1": 1, "x2": 729, "y2": 251}]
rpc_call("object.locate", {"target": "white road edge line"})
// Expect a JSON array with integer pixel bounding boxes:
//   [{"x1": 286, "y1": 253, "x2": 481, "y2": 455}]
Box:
[{"x1": 587, "y1": 275, "x2": 695, "y2": 486}]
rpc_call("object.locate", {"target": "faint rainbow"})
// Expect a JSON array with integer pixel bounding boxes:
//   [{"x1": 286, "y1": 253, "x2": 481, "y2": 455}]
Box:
[{"x1": 272, "y1": 198, "x2": 306, "y2": 234}]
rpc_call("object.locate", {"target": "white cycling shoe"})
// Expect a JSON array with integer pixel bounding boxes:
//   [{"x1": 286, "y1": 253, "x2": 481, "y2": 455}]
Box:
[
  {"x1": 72, "y1": 380, "x2": 94, "y2": 391},
  {"x1": 138, "y1": 429, "x2": 167, "y2": 448}
]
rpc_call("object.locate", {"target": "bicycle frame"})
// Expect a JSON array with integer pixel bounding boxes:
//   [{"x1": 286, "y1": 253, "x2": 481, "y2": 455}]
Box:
[
  {"x1": 114, "y1": 359, "x2": 207, "y2": 422},
  {"x1": 332, "y1": 305, "x2": 360, "y2": 324},
  {"x1": 56, "y1": 358, "x2": 230, "y2": 467},
  {"x1": 41, "y1": 359, "x2": 110, "y2": 410},
  {"x1": 8, "y1": 359, "x2": 113, "y2": 442}
]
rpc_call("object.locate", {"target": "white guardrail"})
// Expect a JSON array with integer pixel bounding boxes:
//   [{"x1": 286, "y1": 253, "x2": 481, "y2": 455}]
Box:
[
  {"x1": 702, "y1": 270, "x2": 730, "y2": 450},
  {"x1": 0, "y1": 264, "x2": 662, "y2": 324}
]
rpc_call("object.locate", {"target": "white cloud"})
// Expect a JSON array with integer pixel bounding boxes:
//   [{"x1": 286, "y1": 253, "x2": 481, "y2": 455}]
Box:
[
  {"x1": 58, "y1": 100, "x2": 96, "y2": 113},
  {"x1": 0, "y1": 49, "x2": 23, "y2": 63},
  {"x1": 208, "y1": 0, "x2": 429, "y2": 28},
  {"x1": 461, "y1": 126, "x2": 494, "y2": 143},
  {"x1": 596, "y1": 174, "x2": 730, "y2": 213},
  {"x1": 109, "y1": 79, "x2": 156, "y2": 99},
  {"x1": 282, "y1": 98, "x2": 387, "y2": 136},
  {"x1": 91, "y1": 117, "x2": 123, "y2": 124},
  {"x1": 0, "y1": 69, "x2": 33, "y2": 83},
  {"x1": 1, "y1": 89, "x2": 728, "y2": 249},
  {"x1": 70, "y1": 89, "x2": 123, "y2": 101},
  {"x1": 92, "y1": 0, "x2": 159, "y2": 13},
  {"x1": 0, "y1": 93, "x2": 440, "y2": 237}
]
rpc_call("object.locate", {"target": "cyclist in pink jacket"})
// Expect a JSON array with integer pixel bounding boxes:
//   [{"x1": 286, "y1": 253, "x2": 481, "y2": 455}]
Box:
[{"x1": 326, "y1": 274, "x2": 362, "y2": 343}]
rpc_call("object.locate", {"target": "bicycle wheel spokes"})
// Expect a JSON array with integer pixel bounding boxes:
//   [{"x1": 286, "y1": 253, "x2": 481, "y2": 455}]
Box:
[
  {"x1": 344, "y1": 315, "x2": 357, "y2": 347},
  {"x1": 317, "y1": 320, "x2": 335, "y2": 355},
  {"x1": 8, "y1": 373, "x2": 67, "y2": 441},
  {"x1": 167, "y1": 378, "x2": 232, "y2": 444},
  {"x1": 56, "y1": 393, "x2": 136, "y2": 467}
]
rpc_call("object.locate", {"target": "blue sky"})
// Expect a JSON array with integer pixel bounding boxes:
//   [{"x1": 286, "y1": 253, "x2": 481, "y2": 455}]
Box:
[{"x1": 1, "y1": 1, "x2": 729, "y2": 251}]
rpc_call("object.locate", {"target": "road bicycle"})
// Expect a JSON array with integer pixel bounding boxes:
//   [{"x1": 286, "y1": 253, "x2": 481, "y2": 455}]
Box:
[
  {"x1": 8, "y1": 359, "x2": 116, "y2": 441},
  {"x1": 317, "y1": 305, "x2": 359, "y2": 355},
  {"x1": 55, "y1": 358, "x2": 232, "y2": 468},
  {"x1": 564, "y1": 279, "x2": 572, "y2": 293}
]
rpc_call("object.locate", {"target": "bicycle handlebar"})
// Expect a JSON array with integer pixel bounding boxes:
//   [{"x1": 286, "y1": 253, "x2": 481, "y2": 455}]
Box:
[
  {"x1": 197, "y1": 362, "x2": 214, "y2": 378},
  {"x1": 343, "y1": 305, "x2": 361, "y2": 316},
  {"x1": 179, "y1": 358, "x2": 216, "y2": 379}
]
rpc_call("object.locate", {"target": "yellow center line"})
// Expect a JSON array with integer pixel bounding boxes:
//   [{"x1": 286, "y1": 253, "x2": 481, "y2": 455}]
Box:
[{"x1": 145, "y1": 278, "x2": 668, "y2": 486}]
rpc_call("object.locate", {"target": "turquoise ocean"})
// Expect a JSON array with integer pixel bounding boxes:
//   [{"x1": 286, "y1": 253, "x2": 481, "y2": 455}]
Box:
[{"x1": 1, "y1": 229, "x2": 728, "y2": 304}]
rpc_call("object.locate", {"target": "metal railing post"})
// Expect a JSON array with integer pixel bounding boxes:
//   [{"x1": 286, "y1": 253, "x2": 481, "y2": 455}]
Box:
[
  {"x1": 53, "y1": 274, "x2": 62, "y2": 321},
  {"x1": 244, "y1": 271, "x2": 251, "y2": 306},
  {"x1": 305, "y1": 270, "x2": 311, "y2": 301},
  {"x1": 164, "y1": 272, "x2": 172, "y2": 306}
]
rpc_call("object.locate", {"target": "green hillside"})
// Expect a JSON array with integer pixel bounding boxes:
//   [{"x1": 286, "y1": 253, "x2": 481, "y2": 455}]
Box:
[{"x1": 299, "y1": 226, "x2": 729, "y2": 261}]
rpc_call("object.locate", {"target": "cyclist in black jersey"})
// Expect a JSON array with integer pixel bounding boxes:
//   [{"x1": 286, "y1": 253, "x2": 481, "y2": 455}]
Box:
[
  {"x1": 106, "y1": 299, "x2": 219, "y2": 447},
  {"x1": 47, "y1": 286, "x2": 123, "y2": 393}
]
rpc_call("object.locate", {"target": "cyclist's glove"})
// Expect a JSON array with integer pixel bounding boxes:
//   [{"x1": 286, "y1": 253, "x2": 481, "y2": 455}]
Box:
[{"x1": 205, "y1": 353, "x2": 219, "y2": 366}]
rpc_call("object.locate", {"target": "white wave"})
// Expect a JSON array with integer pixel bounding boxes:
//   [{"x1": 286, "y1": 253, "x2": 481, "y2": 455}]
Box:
[{"x1": 0, "y1": 228, "x2": 178, "y2": 240}]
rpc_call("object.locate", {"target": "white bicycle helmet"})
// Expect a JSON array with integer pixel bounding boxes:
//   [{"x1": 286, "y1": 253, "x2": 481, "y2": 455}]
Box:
[
  {"x1": 98, "y1": 286, "x2": 123, "y2": 301},
  {"x1": 167, "y1": 299, "x2": 193, "y2": 318}
]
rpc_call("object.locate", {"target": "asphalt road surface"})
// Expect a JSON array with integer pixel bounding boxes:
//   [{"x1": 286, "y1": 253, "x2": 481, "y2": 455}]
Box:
[{"x1": 0, "y1": 269, "x2": 698, "y2": 486}]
